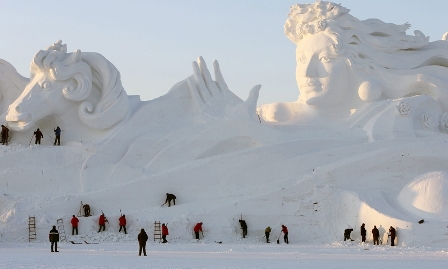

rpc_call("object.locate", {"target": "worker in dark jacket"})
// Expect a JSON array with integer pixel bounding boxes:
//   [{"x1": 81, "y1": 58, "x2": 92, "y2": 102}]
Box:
[
  {"x1": 83, "y1": 204, "x2": 90, "y2": 217},
  {"x1": 281, "y1": 225, "x2": 289, "y2": 244},
  {"x1": 163, "y1": 193, "x2": 176, "y2": 207},
  {"x1": 360, "y1": 223, "x2": 366, "y2": 243},
  {"x1": 1, "y1": 125, "x2": 9, "y2": 145},
  {"x1": 119, "y1": 214, "x2": 127, "y2": 234},
  {"x1": 372, "y1": 225, "x2": 380, "y2": 245},
  {"x1": 54, "y1": 126, "x2": 61, "y2": 146},
  {"x1": 162, "y1": 223, "x2": 169, "y2": 243},
  {"x1": 138, "y1": 228, "x2": 148, "y2": 256},
  {"x1": 34, "y1": 128, "x2": 43, "y2": 144},
  {"x1": 265, "y1": 226, "x2": 271, "y2": 243},
  {"x1": 194, "y1": 222, "x2": 203, "y2": 239},
  {"x1": 239, "y1": 219, "x2": 247, "y2": 238},
  {"x1": 71, "y1": 215, "x2": 79, "y2": 235},
  {"x1": 344, "y1": 228, "x2": 353, "y2": 241},
  {"x1": 49, "y1": 225, "x2": 59, "y2": 252},
  {"x1": 389, "y1": 226, "x2": 396, "y2": 246}
]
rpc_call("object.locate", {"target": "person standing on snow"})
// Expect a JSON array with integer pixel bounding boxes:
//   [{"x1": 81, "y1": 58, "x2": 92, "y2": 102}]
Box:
[
  {"x1": 265, "y1": 226, "x2": 271, "y2": 243},
  {"x1": 372, "y1": 225, "x2": 380, "y2": 245},
  {"x1": 360, "y1": 223, "x2": 366, "y2": 243},
  {"x1": 389, "y1": 226, "x2": 396, "y2": 246},
  {"x1": 162, "y1": 223, "x2": 169, "y2": 243},
  {"x1": 194, "y1": 222, "x2": 203, "y2": 239},
  {"x1": 71, "y1": 215, "x2": 79, "y2": 235},
  {"x1": 98, "y1": 213, "x2": 108, "y2": 232},
  {"x1": 83, "y1": 204, "x2": 90, "y2": 217},
  {"x1": 239, "y1": 219, "x2": 247, "y2": 238},
  {"x1": 49, "y1": 225, "x2": 59, "y2": 252},
  {"x1": 1, "y1": 125, "x2": 9, "y2": 145},
  {"x1": 34, "y1": 128, "x2": 43, "y2": 144},
  {"x1": 54, "y1": 126, "x2": 61, "y2": 146},
  {"x1": 163, "y1": 193, "x2": 176, "y2": 207},
  {"x1": 281, "y1": 225, "x2": 289, "y2": 244},
  {"x1": 138, "y1": 228, "x2": 148, "y2": 256},
  {"x1": 119, "y1": 214, "x2": 127, "y2": 234}
]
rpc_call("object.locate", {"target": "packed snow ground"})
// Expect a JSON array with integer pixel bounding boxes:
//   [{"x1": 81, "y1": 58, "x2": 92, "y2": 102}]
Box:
[{"x1": 1, "y1": 242, "x2": 448, "y2": 269}]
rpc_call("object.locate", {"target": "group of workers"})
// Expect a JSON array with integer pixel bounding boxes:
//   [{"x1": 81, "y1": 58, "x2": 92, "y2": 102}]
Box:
[
  {"x1": 0, "y1": 125, "x2": 61, "y2": 145},
  {"x1": 345, "y1": 223, "x2": 397, "y2": 246}
]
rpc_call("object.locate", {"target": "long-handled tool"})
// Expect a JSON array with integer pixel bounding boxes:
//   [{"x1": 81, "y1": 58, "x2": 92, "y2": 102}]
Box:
[
  {"x1": 28, "y1": 133, "x2": 35, "y2": 146},
  {"x1": 277, "y1": 231, "x2": 282, "y2": 244}
]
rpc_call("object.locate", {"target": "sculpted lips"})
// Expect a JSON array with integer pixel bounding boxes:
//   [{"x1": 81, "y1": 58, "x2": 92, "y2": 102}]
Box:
[{"x1": 300, "y1": 78, "x2": 322, "y2": 92}]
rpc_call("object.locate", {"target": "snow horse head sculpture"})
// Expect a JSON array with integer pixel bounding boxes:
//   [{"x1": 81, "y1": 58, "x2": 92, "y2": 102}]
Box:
[
  {"x1": 284, "y1": 1, "x2": 448, "y2": 112},
  {"x1": 6, "y1": 40, "x2": 129, "y2": 131}
]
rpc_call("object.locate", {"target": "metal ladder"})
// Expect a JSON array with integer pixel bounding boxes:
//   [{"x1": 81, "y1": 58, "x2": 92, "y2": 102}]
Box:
[
  {"x1": 57, "y1": 218, "x2": 66, "y2": 242},
  {"x1": 28, "y1": 216, "x2": 37, "y2": 242},
  {"x1": 153, "y1": 221, "x2": 161, "y2": 242}
]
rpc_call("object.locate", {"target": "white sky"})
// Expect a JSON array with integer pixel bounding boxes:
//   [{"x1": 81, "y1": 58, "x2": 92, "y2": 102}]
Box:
[{"x1": 1, "y1": 0, "x2": 447, "y2": 105}]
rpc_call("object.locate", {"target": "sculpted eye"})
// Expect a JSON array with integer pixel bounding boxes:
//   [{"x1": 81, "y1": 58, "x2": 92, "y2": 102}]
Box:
[
  {"x1": 319, "y1": 56, "x2": 333, "y2": 63},
  {"x1": 298, "y1": 56, "x2": 306, "y2": 63},
  {"x1": 42, "y1": 81, "x2": 51, "y2": 89}
]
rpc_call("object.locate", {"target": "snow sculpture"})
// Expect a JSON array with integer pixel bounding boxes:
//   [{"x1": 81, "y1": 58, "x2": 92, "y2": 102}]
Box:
[
  {"x1": 258, "y1": 1, "x2": 448, "y2": 133},
  {"x1": 6, "y1": 40, "x2": 129, "y2": 131},
  {"x1": 0, "y1": 59, "x2": 28, "y2": 122},
  {"x1": 170, "y1": 56, "x2": 261, "y2": 121}
]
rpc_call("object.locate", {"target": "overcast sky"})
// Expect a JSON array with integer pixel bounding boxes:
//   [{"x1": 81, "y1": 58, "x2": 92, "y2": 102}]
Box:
[{"x1": 1, "y1": 0, "x2": 447, "y2": 105}]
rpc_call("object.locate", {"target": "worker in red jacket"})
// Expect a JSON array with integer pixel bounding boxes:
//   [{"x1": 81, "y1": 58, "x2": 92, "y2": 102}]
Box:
[
  {"x1": 161, "y1": 223, "x2": 169, "y2": 243},
  {"x1": 281, "y1": 224, "x2": 289, "y2": 244},
  {"x1": 119, "y1": 214, "x2": 127, "y2": 234},
  {"x1": 71, "y1": 215, "x2": 79, "y2": 235},
  {"x1": 193, "y1": 222, "x2": 203, "y2": 240},
  {"x1": 98, "y1": 213, "x2": 108, "y2": 232}
]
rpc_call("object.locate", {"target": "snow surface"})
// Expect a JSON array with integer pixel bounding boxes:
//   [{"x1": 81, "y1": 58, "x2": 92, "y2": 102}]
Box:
[{"x1": 1, "y1": 242, "x2": 448, "y2": 269}]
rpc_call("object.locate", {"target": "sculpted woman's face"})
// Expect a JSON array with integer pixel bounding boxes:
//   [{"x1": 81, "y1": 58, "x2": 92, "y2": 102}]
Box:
[{"x1": 295, "y1": 31, "x2": 351, "y2": 107}]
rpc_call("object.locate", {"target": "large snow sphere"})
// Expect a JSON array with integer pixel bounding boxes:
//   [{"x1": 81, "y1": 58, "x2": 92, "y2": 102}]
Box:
[
  {"x1": 358, "y1": 81, "x2": 382, "y2": 102},
  {"x1": 398, "y1": 171, "x2": 448, "y2": 220}
]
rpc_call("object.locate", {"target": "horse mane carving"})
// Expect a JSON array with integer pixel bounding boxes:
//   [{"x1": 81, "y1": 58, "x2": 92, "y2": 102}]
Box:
[{"x1": 7, "y1": 40, "x2": 129, "y2": 130}]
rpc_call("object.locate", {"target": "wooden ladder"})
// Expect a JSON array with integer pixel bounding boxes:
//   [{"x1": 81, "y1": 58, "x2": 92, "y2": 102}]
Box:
[
  {"x1": 57, "y1": 218, "x2": 66, "y2": 242},
  {"x1": 28, "y1": 216, "x2": 37, "y2": 242},
  {"x1": 153, "y1": 221, "x2": 161, "y2": 242}
]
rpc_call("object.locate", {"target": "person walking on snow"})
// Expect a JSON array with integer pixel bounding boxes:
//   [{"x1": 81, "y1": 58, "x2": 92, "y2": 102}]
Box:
[
  {"x1": 281, "y1": 225, "x2": 289, "y2": 244},
  {"x1": 265, "y1": 226, "x2": 271, "y2": 243},
  {"x1": 71, "y1": 215, "x2": 79, "y2": 235},
  {"x1": 163, "y1": 193, "x2": 176, "y2": 207},
  {"x1": 54, "y1": 126, "x2": 61, "y2": 146},
  {"x1": 360, "y1": 223, "x2": 366, "y2": 243},
  {"x1": 389, "y1": 226, "x2": 396, "y2": 246},
  {"x1": 239, "y1": 219, "x2": 247, "y2": 238},
  {"x1": 34, "y1": 128, "x2": 43, "y2": 144},
  {"x1": 162, "y1": 223, "x2": 169, "y2": 243},
  {"x1": 98, "y1": 213, "x2": 108, "y2": 232},
  {"x1": 138, "y1": 228, "x2": 148, "y2": 256},
  {"x1": 49, "y1": 225, "x2": 59, "y2": 252},
  {"x1": 194, "y1": 222, "x2": 203, "y2": 239},
  {"x1": 1, "y1": 125, "x2": 9, "y2": 145},
  {"x1": 372, "y1": 225, "x2": 380, "y2": 245},
  {"x1": 119, "y1": 214, "x2": 127, "y2": 234}
]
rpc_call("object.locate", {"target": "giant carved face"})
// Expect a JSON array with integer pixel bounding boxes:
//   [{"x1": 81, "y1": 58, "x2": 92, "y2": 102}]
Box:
[{"x1": 295, "y1": 31, "x2": 351, "y2": 107}]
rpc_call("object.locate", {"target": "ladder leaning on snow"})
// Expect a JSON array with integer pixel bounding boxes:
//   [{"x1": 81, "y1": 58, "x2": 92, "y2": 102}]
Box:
[
  {"x1": 28, "y1": 216, "x2": 37, "y2": 242},
  {"x1": 57, "y1": 218, "x2": 66, "y2": 242},
  {"x1": 154, "y1": 221, "x2": 161, "y2": 242}
]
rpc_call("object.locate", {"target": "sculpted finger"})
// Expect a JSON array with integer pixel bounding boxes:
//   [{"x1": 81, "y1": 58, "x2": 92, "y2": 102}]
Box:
[
  {"x1": 198, "y1": 56, "x2": 220, "y2": 96},
  {"x1": 187, "y1": 76, "x2": 205, "y2": 106},
  {"x1": 193, "y1": 60, "x2": 211, "y2": 101},
  {"x1": 213, "y1": 60, "x2": 229, "y2": 93}
]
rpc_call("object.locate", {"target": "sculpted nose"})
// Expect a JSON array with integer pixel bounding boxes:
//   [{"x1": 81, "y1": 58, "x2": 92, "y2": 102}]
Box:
[{"x1": 304, "y1": 59, "x2": 318, "y2": 78}]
